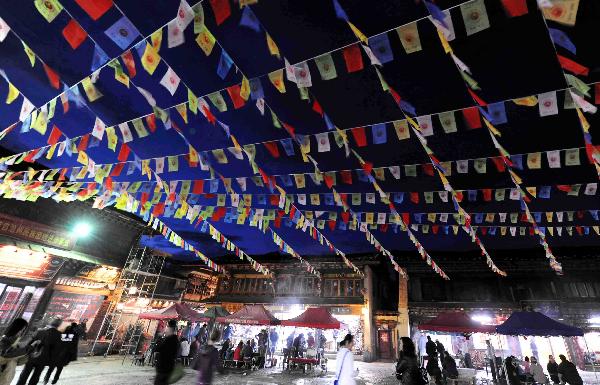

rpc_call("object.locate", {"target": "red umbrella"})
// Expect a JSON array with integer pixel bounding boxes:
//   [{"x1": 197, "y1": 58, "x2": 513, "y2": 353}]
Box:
[
  {"x1": 418, "y1": 312, "x2": 496, "y2": 334},
  {"x1": 281, "y1": 307, "x2": 346, "y2": 329},
  {"x1": 216, "y1": 304, "x2": 280, "y2": 326}
]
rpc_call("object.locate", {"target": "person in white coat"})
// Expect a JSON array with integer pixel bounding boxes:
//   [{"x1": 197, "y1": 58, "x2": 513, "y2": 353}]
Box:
[
  {"x1": 335, "y1": 334, "x2": 358, "y2": 385},
  {"x1": 530, "y1": 357, "x2": 547, "y2": 384}
]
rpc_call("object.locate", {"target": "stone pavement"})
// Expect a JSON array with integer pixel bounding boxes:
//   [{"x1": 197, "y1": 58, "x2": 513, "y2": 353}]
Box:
[{"x1": 10, "y1": 356, "x2": 399, "y2": 385}]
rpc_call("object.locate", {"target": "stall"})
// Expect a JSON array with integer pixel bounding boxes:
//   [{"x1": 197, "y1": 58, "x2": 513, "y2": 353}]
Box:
[
  {"x1": 280, "y1": 307, "x2": 346, "y2": 374},
  {"x1": 139, "y1": 303, "x2": 208, "y2": 322}
]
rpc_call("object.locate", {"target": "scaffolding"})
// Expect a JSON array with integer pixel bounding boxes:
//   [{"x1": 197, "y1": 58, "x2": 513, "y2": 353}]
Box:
[{"x1": 90, "y1": 237, "x2": 164, "y2": 357}]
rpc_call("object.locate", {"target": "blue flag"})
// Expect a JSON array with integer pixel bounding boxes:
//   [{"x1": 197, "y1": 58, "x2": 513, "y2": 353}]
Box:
[
  {"x1": 20, "y1": 115, "x2": 31, "y2": 133},
  {"x1": 548, "y1": 28, "x2": 576, "y2": 55},
  {"x1": 209, "y1": 179, "x2": 219, "y2": 193},
  {"x1": 487, "y1": 102, "x2": 507, "y2": 124},
  {"x1": 91, "y1": 44, "x2": 109, "y2": 72},
  {"x1": 414, "y1": 213, "x2": 423, "y2": 223},
  {"x1": 424, "y1": 1, "x2": 447, "y2": 29},
  {"x1": 393, "y1": 192, "x2": 404, "y2": 203},
  {"x1": 510, "y1": 154, "x2": 523, "y2": 170},
  {"x1": 324, "y1": 113, "x2": 335, "y2": 131},
  {"x1": 356, "y1": 170, "x2": 369, "y2": 182},
  {"x1": 105, "y1": 16, "x2": 140, "y2": 50},
  {"x1": 371, "y1": 123, "x2": 387, "y2": 144},
  {"x1": 468, "y1": 190, "x2": 477, "y2": 201},
  {"x1": 216, "y1": 50, "x2": 234, "y2": 79},
  {"x1": 325, "y1": 194, "x2": 334, "y2": 205},
  {"x1": 399, "y1": 100, "x2": 416, "y2": 116},
  {"x1": 489, "y1": 227, "x2": 497, "y2": 235},
  {"x1": 257, "y1": 194, "x2": 266, "y2": 205},
  {"x1": 250, "y1": 78, "x2": 264, "y2": 100},
  {"x1": 538, "y1": 186, "x2": 551, "y2": 199},
  {"x1": 590, "y1": 210, "x2": 599, "y2": 221},
  {"x1": 534, "y1": 212, "x2": 542, "y2": 222},
  {"x1": 368, "y1": 34, "x2": 393, "y2": 64},
  {"x1": 475, "y1": 213, "x2": 484, "y2": 223},
  {"x1": 333, "y1": 0, "x2": 348, "y2": 21},
  {"x1": 239, "y1": 6, "x2": 260, "y2": 32},
  {"x1": 280, "y1": 175, "x2": 293, "y2": 186},
  {"x1": 280, "y1": 138, "x2": 295, "y2": 156},
  {"x1": 339, "y1": 222, "x2": 347, "y2": 230}
]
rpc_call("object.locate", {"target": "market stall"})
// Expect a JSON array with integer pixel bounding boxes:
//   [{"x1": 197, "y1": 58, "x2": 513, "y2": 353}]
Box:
[{"x1": 139, "y1": 303, "x2": 208, "y2": 322}]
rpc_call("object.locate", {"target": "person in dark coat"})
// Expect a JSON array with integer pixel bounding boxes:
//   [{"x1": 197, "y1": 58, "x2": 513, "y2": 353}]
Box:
[
  {"x1": 43, "y1": 323, "x2": 78, "y2": 384},
  {"x1": 426, "y1": 353, "x2": 442, "y2": 385},
  {"x1": 16, "y1": 318, "x2": 62, "y2": 385},
  {"x1": 557, "y1": 354, "x2": 583, "y2": 385},
  {"x1": 442, "y1": 351, "x2": 458, "y2": 383},
  {"x1": 396, "y1": 337, "x2": 421, "y2": 385},
  {"x1": 0, "y1": 318, "x2": 29, "y2": 385},
  {"x1": 426, "y1": 336, "x2": 437, "y2": 358},
  {"x1": 219, "y1": 339, "x2": 230, "y2": 360},
  {"x1": 435, "y1": 340, "x2": 445, "y2": 357},
  {"x1": 547, "y1": 355, "x2": 560, "y2": 384},
  {"x1": 505, "y1": 356, "x2": 522, "y2": 385},
  {"x1": 154, "y1": 320, "x2": 180, "y2": 385},
  {"x1": 194, "y1": 330, "x2": 224, "y2": 385}
]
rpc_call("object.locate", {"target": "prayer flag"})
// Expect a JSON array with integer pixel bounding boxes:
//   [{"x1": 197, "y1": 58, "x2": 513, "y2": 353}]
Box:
[
  {"x1": 268, "y1": 69, "x2": 286, "y2": 93},
  {"x1": 315, "y1": 53, "x2": 337, "y2": 80},
  {"x1": 351, "y1": 127, "x2": 367, "y2": 147},
  {"x1": 396, "y1": 22, "x2": 422, "y2": 53},
  {"x1": 196, "y1": 25, "x2": 216, "y2": 55},
  {"x1": 105, "y1": 16, "x2": 139, "y2": 49},
  {"x1": 34, "y1": 0, "x2": 63, "y2": 22},
  {"x1": 209, "y1": 0, "x2": 231, "y2": 26},
  {"x1": 548, "y1": 28, "x2": 576, "y2": 54},
  {"x1": 240, "y1": 6, "x2": 260, "y2": 32},
  {"x1": 538, "y1": 91, "x2": 558, "y2": 116},
  {"x1": 47, "y1": 125, "x2": 62, "y2": 145},
  {"x1": 557, "y1": 54, "x2": 588, "y2": 76},
  {"x1": 141, "y1": 43, "x2": 160, "y2": 75},
  {"x1": 167, "y1": 20, "x2": 185, "y2": 48},
  {"x1": 462, "y1": 107, "x2": 481, "y2": 129},
  {"x1": 43, "y1": 64, "x2": 60, "y2": 90},
  {"x1": 393, "y1": 120, "x2": 410, "y2": 140},
  {"x1": 75, "y1": 0, "x2": 113, "y2": 21},
  {"x1": 159, "y1": 67, "x2": 180, "y2": 96},
  {"x1": 460, "y1": 0, "x2": 490, "y2": 36},
  {"x1": 368, "y1": 34, "x2": 393, "y2": 64},
  {"x1": 542, "y1": 0, "x2": 579, "y2": 26},
  {"x1": 117, "y1": 143, "x2": 130, "y2": 162},
  {"x1": 266, "y1": 33, "x2": 280, "y2": 59},
  {"x1": 500, "y1": 0, "x2": 528, "y2": 17},
  {"x1": 216, "y1": 50, "x2": 233, "y2": 79},
  {"x1": 343, "y1": 44, "x2": 364, "y2": 73},
  {"x1": 62, "y1": 19, "x2": 87, "y2": 49},
  {"x1": 226, "y1": 84, "x2": 245, "y2": 109}
]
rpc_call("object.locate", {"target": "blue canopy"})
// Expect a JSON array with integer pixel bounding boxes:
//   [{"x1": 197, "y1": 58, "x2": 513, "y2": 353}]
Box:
[{"x1": 496, "y1": 311, "x2": 583, "y2": 337}]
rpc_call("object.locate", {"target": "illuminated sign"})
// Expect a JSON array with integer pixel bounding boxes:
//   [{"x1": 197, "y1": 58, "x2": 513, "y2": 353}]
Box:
[
  {"x1": 0, "y1": 213, "x2": 74, "y2": 250},
  {"x1": 0, "y1": 245, "x2": 64, "y2": 281}
]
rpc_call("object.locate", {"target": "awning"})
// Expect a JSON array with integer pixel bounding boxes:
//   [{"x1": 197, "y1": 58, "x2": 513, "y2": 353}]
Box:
[
  {"x1": 216, "y1": 304, "x2": 280, "y2": 325},
  {"x1": 280, "y1": 307, "x2": 346, "y2": 329},
  {"x1": 139, "y1": 303, "x2": 208, "y2": 322},
  {"x1": 418, "y1": 312, "x2": 497, "y2": 334},
  {"x1": 496, "y1": 311, "x2": 584, "y2": 336}
]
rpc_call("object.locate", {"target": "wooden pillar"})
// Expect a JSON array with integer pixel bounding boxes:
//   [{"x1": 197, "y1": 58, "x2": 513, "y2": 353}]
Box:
[
  {"x1": 397, "y1": 274, "x2": 410, "y2": 357},
  {"x1": 363, "y1": 265, "x2": 377, "y2": 362}
]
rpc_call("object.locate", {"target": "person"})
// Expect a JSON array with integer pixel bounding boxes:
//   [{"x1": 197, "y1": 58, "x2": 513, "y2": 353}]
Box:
[
  {"x1": 335, "y1": 334, "x2": 358, "y2": 385},
  {"x1": 530, "y1": 357, "x2": 546, "y2": 384},
  {"x1": 242, "y1": 340, "x2": 253, "y2": 359},
  {"x1": 197, "y1": 324, "x2": 208, "y2": 346},
  {"x1": 292, "y1": 333, "x2": 304, "y2": 357},
  {"x1": 222, "y1": 325, "x2": 232, "y2": 342},
  {"x1": 307, "y1": 332, "x2": 315, "y2": 349},
  {"x1": 17, "y1": 317, "x2": 62, "y2": 385},
  {"x1": 0, "y1": 318, "x2": 29, "y2": 385},
  {"x1": 318, "y1": 333, "x2": 327, "y2": 350},
  {"x1": 557, "y1": 354, "x2": 583, "y2": 385},
  {"x1": 194, "y1": 329, "x2": 224, "y2": 385},
  {"x1": 547, "y1": 355, "x2": 560, "y2": 384},
  {"x1": 435, "y1": 339, "x2": 445, "y2": 358},
  {"x1": 233, "y1": 341, "x2": 243, "y2": 361},
  {"x1": 43, "y1": 323, "x2": 79, "y2": 385},
  {"x1": 153, "y1": 319, "x2": 180, "y2": 385},
  {"x1": 442, "y1": 351, "x2": 458, "y2": 383},
  {"x1": 505, "y1": 356, "x2": 522, "y2": 385},
  {"x1": 426, "y1": 353, "x2": 442, "y2": 385},
  {"x1": 426, "y1": 336, "x2": 437, "y2": 359},
  {"x1": 523, "y1": 356, "x2": 531, "y2": 374},
  {"x1": 396, "y1": 337, "x2": 420, "y2": 385},
  {"x1": 286, "y1": 332, "x2": 295, "y2": 350},
  {"x1": 219, "y1": 338, "x2": 230, "y2": 360},
  {"x1": 179, "y1": 337, "x2": 191, "y2": 366},
  {"x1": 268, "y1": 328, "x2": 278, "y2": 358},
  {"x1": 463, "y1": 352, "x2": 472, "y2": 369},
  {"x1": 189, "y1": 335, "x2": 201, "y2": 361}
]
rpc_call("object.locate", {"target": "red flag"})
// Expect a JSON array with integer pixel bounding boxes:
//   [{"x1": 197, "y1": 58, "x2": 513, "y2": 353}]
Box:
[
  {"x1": 75, "y1": 0, "x2": 113, "y2": 20},
  {"x1": 209, "y1": 0, "x2": 231, "y2": 25},
  {"x1": 23, "y1": 149, "x2": 39, "y2": 163},
  {"x1": 62, "y1": 19, "x2": 88, "y2": 50},
  {"x1": 340, "y1": 170, "x2": 352, "y2": 184},
  {"x1": 401, "y1": 212, "x2": 410, "y2": 225},
  {"x1": 43, "y1": 64, "x2": 60, "y2": 89},
  {"x1": 557, "y1": 54, "x2": 589, "y2": 76},
  {"x1": 324, "y1": 174, "x2": 334, "y2": 189},
  {"x1": 432, "y1": 225, "x2": 438, "y2": 234},
  {"x1": 455, "y1": 191, "x2": 463, "y2": 202},
  {"x1": 491, "y1": 157, "x2": 506, "y2": 172},
  {"x1": 226, "y1": 84, "x2": 245, "y2": 109},
  {"x1": 341, "y1": 212, "x2": 350, "y2": 223},
  {"x1": 152, "y1": 202, "x2": 165, "y2": 216},
  {"x1": 47, "y1": 125, "x2": 62, "y2": 145},
  {"x1": 577, "y1": 210, "x2": 584, "y2": 219},
  {"x1": 269, "y1": 195, "x2": 279, "y2": 206},
  {"x1": 212, "y1": 207, "x2": 226, "y2": 221},
  {"x1": 595, "y1": 83, "x2": 600, "y2": 105},
  {"x1": 343, "y1": 44, "x2": 364, "y2": 73},
  {"x1": 467, "y1": 89, "x2": 487, "y2": 106},
  {"x1": 192, "y1": 180, "x2": 204, "y2": 194},
  {"x1": 557, "y1": 185, "x2": 572, "y2": 192},
  {"x1": 410, "y1": 192, "x2": 419, "y2": 204},
  {"x1": 146, "y1": 114, "x2": 156, "y2": 132},
  {"x1": 274, "y1": 217, "x2": 281, "y2": 228},
  {"x1": 380, "y1": 224, "x2": 388, "y2": 233},
  {"x1": 350, "y1": 126, "x2": 367, "y2": 147},
  {"x1": 117, "y1": 143, "x2": 130, "y2": 162},
  {"x1": 312, "y1": 99, "x2": 323, "y2": 116},
  {"x1": 389, "y1": 87, "x2": 402, "y2": 105},
  {"x1": 500, "y1": 0, "x2": 528, "y2": 17},
  {"x1": 576, "y1": 226, "x2": 583, "y2": 236},
  {"x1": 422, "y1": 164, "x2": 434, "y2": 176},
  {"x1": 77, "y1": 134, "x2": 90, "y2": 151},
  {"x1": 202, "y1": 106, "x2": 216, "y2": 124},
  {"x1": 481, "y1": 227, "x2": 488, "y2": 235},
  {"x1": 462, "y1": 107, "x2": 482, "y2": 129},
  {"x1": 482, "y1": 189, "x2": 492, "y2": 201},
  {"x1": 121, "y1": 50, "x2": 136, "y2": 78},
  {"x1": 328, "y1": 220, "x2": 336, "y2": 231},
  {"x1": 340, "y1": 193, "x2": 348, "y2": 205},
  {"x1": 263, "y1": 142, "x2": 280, "y2": 158},
  {"x1": 104, "y1": 176, "x2": 113, "y2": 190},
  {"x1": 59, "y1": 168, "x2": 68, "y2": 181},
  {"x1": 361, "y1": 161, "x2": 373, "y2": 174},
  {"x1": 110, "y1": 163, "x2": 125, "y2": 177}
]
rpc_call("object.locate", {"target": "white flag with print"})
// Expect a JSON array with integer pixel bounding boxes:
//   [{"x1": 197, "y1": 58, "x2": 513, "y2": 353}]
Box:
[
  {"x1": 294, "y1": 61, "x2": 312, "y2": 88},
  {"x1": 175, "y1": 0, "x2": 195, "y2": 30},
  {"x1": 584, "y1": 183, "x2": 597, "y2": 195},
  {"x1": 389, "y1": 166, "x2": 401, "y2": 179},
  {"x1": 118, "y1": 122, "x2": 133, "y2": 143},
  {"x1": 546, "y1": 150, "x2": 561, "y2": 168},
  {"x1": 167, "y1": 20, "x2": 185, "y2": 48},
  {"x1": 160, "y1": 67, "x2": 181, "y2": 96},
  {"x1": 236, "y1": 177, "x2": 247, "y2": 191},
  {"x1": 155, "y1": 157, "x2": 165, "y2": 174},
  {"x1": 538, "y1": 91, "x2": 558, "y2": 116},
  {"x1": 92, "y1": 117, "x2": 106, "y2": 140},
  {"x1": 315, "y1": 132, "x2": 330, "y2": 152},
  {"x1": 416, "y1": 115, "x2": 434, "y2": 136}
]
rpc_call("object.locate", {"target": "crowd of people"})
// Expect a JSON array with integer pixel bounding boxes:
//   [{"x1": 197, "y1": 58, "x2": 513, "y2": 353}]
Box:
[
  {"x1": 0, "y1": 317, "x2": 82, "y2": 385},
  {"x1": 504, "y1": 354, "x2": 584, "y2": 385}
]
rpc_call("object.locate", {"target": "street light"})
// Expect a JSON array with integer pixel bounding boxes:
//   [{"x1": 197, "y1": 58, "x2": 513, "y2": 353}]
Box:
[{"x1": 72, "y1": 222, "x2": 92, "y2": 238}]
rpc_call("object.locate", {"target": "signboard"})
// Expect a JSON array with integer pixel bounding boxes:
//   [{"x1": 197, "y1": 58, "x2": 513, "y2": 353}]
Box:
[
  {"x1": 45, "y1": 290, "x2": 104, "y2": 323},
  {"x1": 0, "y1": 213, "x2": 74, "y2": 250},
  {"x1": 0, "y1": 245, "x2": 64, "y2": 281}
]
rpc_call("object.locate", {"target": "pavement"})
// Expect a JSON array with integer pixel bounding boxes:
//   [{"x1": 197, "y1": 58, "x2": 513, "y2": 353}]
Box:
[
  {"x1": 10, "y1": 356, "x2": 600, "y2": 385},
  {"x1": 10, "y1": 355, "x2": 399, "y2": 385}
]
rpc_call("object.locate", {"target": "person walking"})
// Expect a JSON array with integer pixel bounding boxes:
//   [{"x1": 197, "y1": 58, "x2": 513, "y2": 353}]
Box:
[
  {"x1": 0, "y1": 318, "x2": 29, "y2": 385},
  {"x1": 530, "y1": 357, "x2": 546, "y2": 384},
  {"x1": 43, "y1": 323, "x2": 79, "y2": 385},
  {"x1": 154, "y1": 320, "x2": 180, "y2": 385},
  {"x1": 547, "y1": 355, "x2": 560, "y2": 384},
  {"x1": 557, "y1": 354, "x2": 583, "y2": 385},
  {"x1": 268, "y1": 328, "x2": 278, "y2": 361},
  {"x1": 425, "y1": 336, "x2": 437, "y2": 359},
  {"x1": 179, "y1": 337, "x2": 191, "y2": 367},
  {"x1": 396, "y1": 337, "x2": 421, "y2": 385},
  {"x1": 335, "y1": 334, "x2": 358, "y2": 385},
  {"x1": 193, "y1": 330, "x2": 224, "y2": 385},
  {"x1": 17, "y1": 318, "x2": 62, "y2": 385}
]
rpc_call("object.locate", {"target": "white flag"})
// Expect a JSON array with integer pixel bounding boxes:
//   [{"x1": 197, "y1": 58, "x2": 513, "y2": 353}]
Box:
[
  {"x1": 584, "y1": 183, "x2": 597, "y2": 195},
  {"x1": 417, "y1": 115, "x2": 434, "y2": 136},
  {"x1": 377, "y1": 213, "x2": 386, "y2": 224},
  {"x1": 155, "y1": 157, "x2": 165, "y2": 174},
  {"x1": 556, "y1": 211, "x2": 564, "y2": 222},
  {"x1": 456, "y1": 160, "x2": 469, "y2": 173},
  {"x1": 389, "y1": 166, "x2": 401, "y2": 179},
  {"x1": 227, "y1": 147, "x2": 244, "y2": 160},
  {"x1": 256, "y1": 98, "x2": 265, "y2": 115},
  {"x1": 509, "y1": 189, "x2": 520, "y2": 200},
  {"x1": 167, "y1": 20, "x2": 185, "y2": 48},
  {"x1": 538, "y1": 91, "x2": 558, "y2": 116},
  {"x1": 136, "y1": 86, "x2": 156, "y2": 106},
  {"x1": 499, "y1": 213, "x2": 507, "y2": 222},
  {"x1": 294, "y1": 61, "x2": 312, "y2": 88},
  {"x1": 118, "y1": 122, "x2": 133, "y2": 143},
  {"x1": 19, "y1": 98, "x2": 35, "y2": 122},
  {"x1": 439, "y1": 213, "x2": 448, "y2": 222},
  {"x1": 570, "y1": 90, "x2": 598, "y2": 114},
  {"x1": 297, "y1": 194, "x2": 306, "y2": 205},
  {"x1": 438, "y1": 191, "x2": 448, "y2": 202},
  {"x1": 315, "y1": 132, "x2": 330, "y2": 152},
  {"x1": 285, "y1": 58, "x2": 296, "y2": 83},
  {"x1": 366, "y1": 193, "x2": 375, "y2": 204},
  {"x1": 0, "y1": 17, "x2": 9, "y2": 42},
  {"x1": 175, "y1": 0, "x2": 195, "y2": 30},
  {"x1": 546, "y1": 150, "x2": 561, "y2": 168},
  {"x1": 160, "y1": 67, "x2": 181, "y2": 96}
]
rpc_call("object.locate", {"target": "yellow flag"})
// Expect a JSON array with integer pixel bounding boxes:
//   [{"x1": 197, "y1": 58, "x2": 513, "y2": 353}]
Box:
[
  {"x1": 77, "y1": 150, "x2": 89, "y2": 165},
  {"x1": 268, "y1": 69, "x2": 285, "y2": 93},
  {"x1": 106, "y1": 126, "x2": 118, "y2": 151},
  {"x1": 176, "y1": 103, "x2": 188, "y2": 123},
  {"x1": 34, "y1": 0, "x2": 63, "y2": 23},
  {"x1": 32, "y1": 110, "x2": 48, "y2": 135},
  {"x1": 347, "y1": 22, "x2": 367, "y2": 44},
  {"x1": 483, "y1": 118, "x2": 501, "y2": 136},
  {"x1": 6, "y1": 83, "x2": 19, "y2": 104},
  {"x1": 513, "y1": 96, "x2": 538, "y2": 106},
  {"x1": 437, "y1": 29, "x2": 452, "y2": 54},
  {"x1": 188, "y1": 88, "x2": 198, "y2": 114},
  {"x1": 81, "y1": 77, "x2": 103, "y2": 102},
  {"x1": 141, "y1": 43, "x2": 161, "y2": 75},
  {"x1": 576, "y1": 107, "x2": 590, "y2": 132},
  {"x1": 240, "y1": 77, "x2": 250, "y2": 101},
  {"x1": 47, "y1": 98, "x2": 56, "y2": 120},
  {"x1": 150, "y1": 29, "x2": 163, "y2": 51},
  {"x1": 266, "y1": 33, "x2": 280, "y2": 59},
  {"x1": 189, "y1": 145, "x2": 199, "y2": 164},
  {"x1": 196, "y1": 25, "x2": 216, "y2": 56},
  {"x1": 22, "y1": 42, "x2": 36, "y2": 67},
  {"x1": 46, "y1": 144, "x2": 57, "y2": 159}
]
